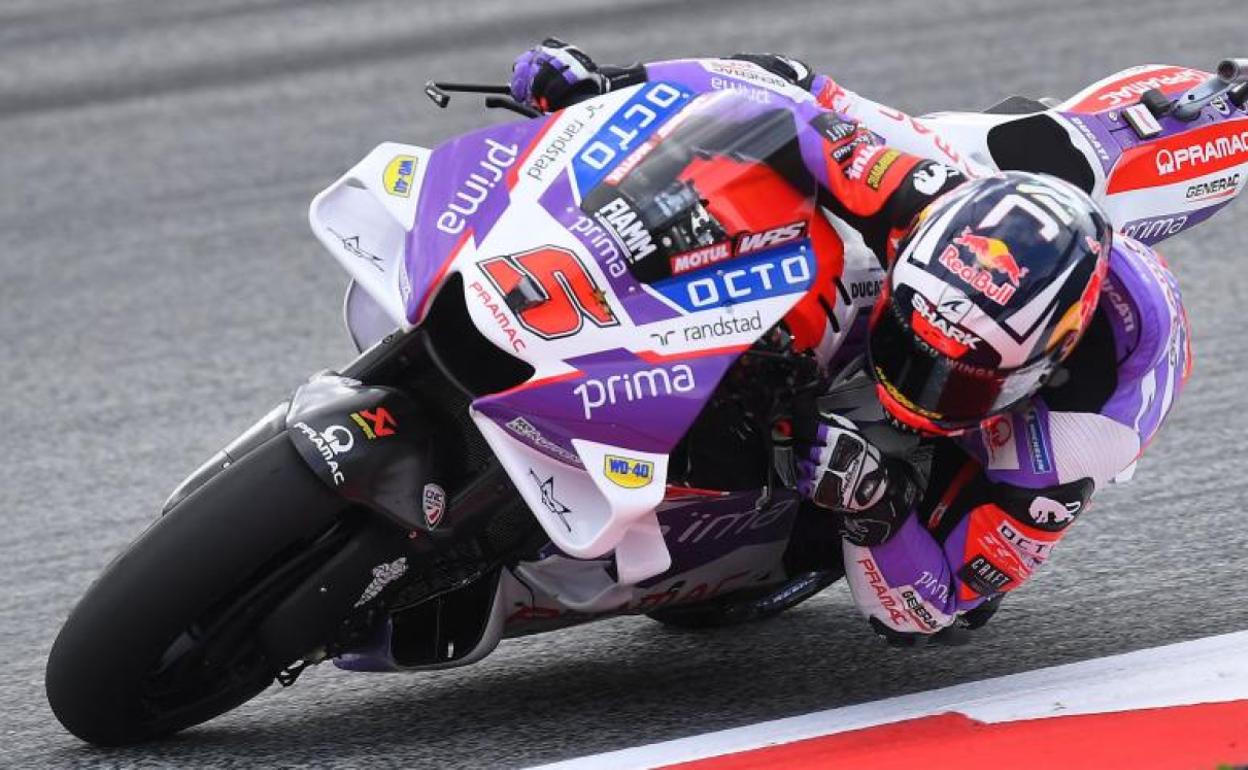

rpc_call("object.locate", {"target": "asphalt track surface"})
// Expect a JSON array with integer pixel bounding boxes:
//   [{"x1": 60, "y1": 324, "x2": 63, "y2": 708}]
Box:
[{"x1": 3, "y1": 0, "x2": 1246, "y2": 766}]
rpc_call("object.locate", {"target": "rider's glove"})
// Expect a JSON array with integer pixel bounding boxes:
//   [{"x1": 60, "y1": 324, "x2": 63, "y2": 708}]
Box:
[
  {"x1": 511, "y1": 38, "x2": 607, "y2": 112},
  {"x1": 797, "y1": 412, "x2": 917, "y2": 547}
]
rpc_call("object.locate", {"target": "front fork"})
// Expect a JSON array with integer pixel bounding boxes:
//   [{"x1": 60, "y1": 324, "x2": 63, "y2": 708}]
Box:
[{"x1": 161, "y1": 326, "x2": 536, "y2": 674}]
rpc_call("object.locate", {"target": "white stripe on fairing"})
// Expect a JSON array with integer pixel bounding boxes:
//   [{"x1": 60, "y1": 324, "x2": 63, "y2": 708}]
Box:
[{"x1": 527, "y1": 630, "x2": 1248, "y2": 770}]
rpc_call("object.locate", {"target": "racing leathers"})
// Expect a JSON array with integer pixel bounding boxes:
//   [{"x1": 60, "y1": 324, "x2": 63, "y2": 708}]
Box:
[{"x1": 510, "y1": 44, "x2": 1193, "y2": 639}]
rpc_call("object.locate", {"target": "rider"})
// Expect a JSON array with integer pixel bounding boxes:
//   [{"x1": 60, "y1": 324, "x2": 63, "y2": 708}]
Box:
[{"x1": 509, "y1": 40, "x2": 1193, "y2": 645}]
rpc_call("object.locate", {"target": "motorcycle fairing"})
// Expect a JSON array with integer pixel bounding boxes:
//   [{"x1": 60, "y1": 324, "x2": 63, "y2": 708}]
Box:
[
  {"x1": 917, "y1": 64, "x2": 1248, "y2": 246},
  {"x1": 1060, "y1": 64, "x2": 1212, "y2": 115},
  {"x1": 386, "y1": 85, "x2": 833, "y2": 582},
  {"x1": 310, "y1": 141, "x2": 433, "y2": 339}
]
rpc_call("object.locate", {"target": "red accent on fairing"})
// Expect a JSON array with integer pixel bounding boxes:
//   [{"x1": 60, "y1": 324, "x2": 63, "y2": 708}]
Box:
[
  {"x1": 636, "y1": 344, "x2": 750, "y2": 363},
  {"x1": 415, "y1": 229, "x2": 473, "y2": 322},
  {"x1": 674, "y1": 155, "x2": 847, "y2": 353},
  {"x1": 1106, "y1": 117, "x2": 1248, "y2": 194},
  {"x1": 1064, "y1": 65, "x2": 1210, "y2": 114},
  {"x1": 663, "y1": 484, "x2": 733, "y2": 500},
  {"x1": 492, "y1": 368, "x2": 586, "y2": 398},
  {"x1": 506, "y1": 114, "x2": 559, "y2": 189}
]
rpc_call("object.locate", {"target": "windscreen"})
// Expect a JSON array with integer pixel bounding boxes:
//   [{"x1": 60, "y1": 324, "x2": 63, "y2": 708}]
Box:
[{"x1": 577, "y1": 89, "x2": 819, "y2": 285}]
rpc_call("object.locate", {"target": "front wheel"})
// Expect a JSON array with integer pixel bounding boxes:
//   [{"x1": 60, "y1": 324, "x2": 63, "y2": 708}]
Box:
[{"x1": 46, "y1": 435, "x2": 349, "y2": 746}]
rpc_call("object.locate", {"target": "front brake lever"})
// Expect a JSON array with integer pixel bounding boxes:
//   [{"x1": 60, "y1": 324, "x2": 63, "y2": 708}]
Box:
[
  {"x1": 424, "y1": 81, "x2": 539, "y2": 117},
  {"x1": 485, "y1": 96, "x2": 542, "y2": 118}
]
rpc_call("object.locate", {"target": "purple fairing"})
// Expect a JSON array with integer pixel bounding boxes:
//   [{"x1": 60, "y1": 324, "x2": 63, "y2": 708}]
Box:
[
  {"x1": 1065, "y1": 95, "x2": 1243, "y2": 174},
  {"x1": 1061, "y1": 112, "x2": 1123, "y2": 175},
  {"x1": 640, "y1": 492, "x2": 800, "y2": 586},
  {"x1": 1118, "y1": 199, "x2": 1232, "y2": 246},
  {"x1": 405, "y1": 118, "x2": 550, "y2": 322},
  {"x1": 537, "y1": 171, "x2": 680, "y2": 325},
  {"x1": 474, "y1": 347, "x2": 742, "y2": 455}
]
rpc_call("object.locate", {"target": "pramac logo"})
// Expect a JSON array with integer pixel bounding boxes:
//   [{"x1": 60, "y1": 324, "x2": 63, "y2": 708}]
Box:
[
  {"x1": 1154, "y1": 130, "x2": 1248, "y2": 175},
  {"x1": 1108, "y1": 119, "x2": 1248, "y2": 194}
]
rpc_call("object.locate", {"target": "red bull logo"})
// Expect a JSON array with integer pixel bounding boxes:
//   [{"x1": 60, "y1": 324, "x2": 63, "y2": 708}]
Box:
[
  {"x1": 937, "y1": 228, "x2": 1027, "y2": 306},
  {"x1": 953, "y1": 228, "x2": 1028, "y2": 286}
]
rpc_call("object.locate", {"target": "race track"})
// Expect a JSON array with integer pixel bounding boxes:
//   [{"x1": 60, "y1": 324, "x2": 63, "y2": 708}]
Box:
[{"x1": 3, "y1": 0, "x2": 1246, "y2": 766}]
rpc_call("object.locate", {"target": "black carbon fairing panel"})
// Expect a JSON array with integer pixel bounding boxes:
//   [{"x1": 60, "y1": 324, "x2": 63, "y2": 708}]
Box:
[{"x1": 987, "y1": 114, "x2": 1096, "y2": 193}]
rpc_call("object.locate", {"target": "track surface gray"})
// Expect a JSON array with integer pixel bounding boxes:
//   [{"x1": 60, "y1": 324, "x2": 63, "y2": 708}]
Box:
[{"x1": 3, "y1": 0, "x2": 1246, "y2": 766}]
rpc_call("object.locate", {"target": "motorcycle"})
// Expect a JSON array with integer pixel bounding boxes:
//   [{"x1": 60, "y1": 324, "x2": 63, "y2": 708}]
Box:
[{"x1": 46, "y1": 55, "x2": 1248, "y2": 745}]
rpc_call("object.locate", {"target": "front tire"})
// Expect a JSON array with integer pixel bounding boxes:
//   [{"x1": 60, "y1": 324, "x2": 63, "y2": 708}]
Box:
[{"x1": 46, "y1": 435, "x2": 348, "y2": 745}]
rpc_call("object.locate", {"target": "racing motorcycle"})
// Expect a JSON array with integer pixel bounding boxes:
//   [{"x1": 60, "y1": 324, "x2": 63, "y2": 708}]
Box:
[{"x1": 46, "y1": 55, "x2": 1248, "y2": 745}]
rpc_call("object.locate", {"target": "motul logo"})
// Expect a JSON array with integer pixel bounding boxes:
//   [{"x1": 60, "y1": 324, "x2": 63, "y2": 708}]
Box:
[
  {"x1": 670, "y1": 241, "x2": 732, "y2": 275},
  {"x1": 734, "y1": 221, "x2": 805, "y2": 255}
]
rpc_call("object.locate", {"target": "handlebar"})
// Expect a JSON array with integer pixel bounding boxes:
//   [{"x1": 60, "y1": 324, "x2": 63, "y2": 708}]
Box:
[
  {"x1": 1218, "y1": 59, "x2": 1248, "y2": 85},
  {"x1": 424, "y1": 81, "x2": 541, "y2": 118}
]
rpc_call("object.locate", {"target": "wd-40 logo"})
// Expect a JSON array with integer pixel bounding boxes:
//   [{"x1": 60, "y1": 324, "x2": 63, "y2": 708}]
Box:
[
  {"x1": 603, "y1": 455, "x2": 655, "y2": 488},
  {"x1": 571, "y1": 82, "x2": 691, "y2": 194},
  {"x1": 382, "y1": 155, "x2": 418, "y2": 198},
  {"x1": 653, "y1": 244, "x2": 813, "y2": 312}
]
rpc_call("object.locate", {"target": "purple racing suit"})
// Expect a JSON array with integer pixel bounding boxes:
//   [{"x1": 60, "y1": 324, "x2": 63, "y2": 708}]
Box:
[
  {"x1": 552, "y1": 54, "x2": 1193, "y2": 633},
  {"x1": 844, "y1": 232, "x2": 1192, "y2": 633}
]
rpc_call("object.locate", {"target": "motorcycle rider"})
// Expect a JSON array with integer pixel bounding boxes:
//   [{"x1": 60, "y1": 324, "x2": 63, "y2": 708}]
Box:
[{"x1": 509, "y1": 41, "x2": 1193, "y2": 644}]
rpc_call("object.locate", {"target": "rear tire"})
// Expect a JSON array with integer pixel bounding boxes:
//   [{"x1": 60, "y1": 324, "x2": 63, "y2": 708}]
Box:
[{"x1": 46, "y1": 435, "x2": 348, "y2": 745}]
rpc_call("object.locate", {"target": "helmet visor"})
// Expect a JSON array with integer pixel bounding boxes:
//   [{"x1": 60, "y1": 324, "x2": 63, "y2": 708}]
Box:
[{"x1": 868, "y1": 299, "x2": 1053, "y2": 429}]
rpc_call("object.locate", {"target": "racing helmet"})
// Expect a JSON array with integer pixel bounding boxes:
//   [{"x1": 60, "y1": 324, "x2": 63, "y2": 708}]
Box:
[{"x1": 868, "y1": 171, "x2": 1112, "y2": 435}]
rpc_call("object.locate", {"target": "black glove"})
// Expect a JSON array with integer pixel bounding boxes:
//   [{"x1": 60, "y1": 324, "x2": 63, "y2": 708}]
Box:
[{"x1": 797, "y1": 412, "x2": 919, "y2": 546}]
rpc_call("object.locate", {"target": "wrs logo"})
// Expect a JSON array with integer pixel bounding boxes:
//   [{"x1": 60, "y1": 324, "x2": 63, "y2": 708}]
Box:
[
  {"x1": 734, "y1": 221, "x2": 806, "y2": 255},
  {"x1": 350, "y1": 407, "x2": 397, "y2": 439},
  {"x1": 603, "y1": 455, "x2": 655, "y2": 489}
]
